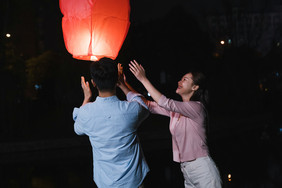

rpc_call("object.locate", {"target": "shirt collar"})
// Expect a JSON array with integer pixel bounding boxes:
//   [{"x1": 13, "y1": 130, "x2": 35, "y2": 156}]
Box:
[{"x1": 95, "y1": 95, "x2": 119, "y2": 102}]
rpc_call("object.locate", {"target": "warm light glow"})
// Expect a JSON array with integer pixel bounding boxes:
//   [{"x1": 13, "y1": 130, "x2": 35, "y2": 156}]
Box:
[
  {"x1": 228, "y1": 174, "x2": 231, "y2": 182},
  {"x1": 6, "y1": 33, "x2": 11, "y2": 38},
  {"x1": 213, "y1": 52, "x2": 220, "y2": 58},
  {"x1": 60, "y1": 0, "x2": 130, "y2": 61},
  {"x1": 220, "y1": 40, "x2": 225, "y2": 45},
  {"x1": 90, "y1": 56, "x2": 98, "y2": 61},
  {"x1": 259, "y1": 83, "x2": 263, "y2": 90}
]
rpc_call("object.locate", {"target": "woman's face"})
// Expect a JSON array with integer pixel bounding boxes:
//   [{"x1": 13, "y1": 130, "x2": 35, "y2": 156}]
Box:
[{"x1": 176, "y1": 73, "x2": 197, "y2": 96}]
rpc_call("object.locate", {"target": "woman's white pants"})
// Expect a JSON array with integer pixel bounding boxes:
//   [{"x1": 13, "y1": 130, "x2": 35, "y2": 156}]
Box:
[{"x1": 180, "y1": 156, "x2": 222, "y2": 188}]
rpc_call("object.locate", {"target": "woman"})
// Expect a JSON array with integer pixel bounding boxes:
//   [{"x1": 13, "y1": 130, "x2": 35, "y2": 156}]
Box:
[{"x1": 129, "y1": 60, "x2": 222, "y2": 188}]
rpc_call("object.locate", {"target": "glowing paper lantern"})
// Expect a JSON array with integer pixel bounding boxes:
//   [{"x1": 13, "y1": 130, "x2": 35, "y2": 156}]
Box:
[{"x1": 60, "y1": 0, "x2": 130, "y2": 61}]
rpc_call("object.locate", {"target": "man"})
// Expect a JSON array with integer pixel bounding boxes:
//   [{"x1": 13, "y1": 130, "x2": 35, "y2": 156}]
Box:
[{"x1": 73, "y1": 58, "x2": 149, "y2": 188}]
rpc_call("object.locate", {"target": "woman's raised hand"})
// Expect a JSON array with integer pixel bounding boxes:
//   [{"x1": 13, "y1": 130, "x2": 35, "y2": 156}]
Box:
[
  {"x1": 129, "y1": 60, "x2": 146, "y2": 83},
  {"x1": 129, "y1": 60, "x2": 162, "y2": 103}
]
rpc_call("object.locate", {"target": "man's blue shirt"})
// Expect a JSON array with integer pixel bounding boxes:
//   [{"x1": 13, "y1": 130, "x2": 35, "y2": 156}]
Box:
[{"x1": 73, "y1": 92, "x2": 149, "y2": 188}]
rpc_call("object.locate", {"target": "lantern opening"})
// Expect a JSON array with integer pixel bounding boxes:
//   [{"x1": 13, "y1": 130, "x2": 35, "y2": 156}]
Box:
[{"x1": 90, "y1": 56, "x2": 98, "y2": 61}]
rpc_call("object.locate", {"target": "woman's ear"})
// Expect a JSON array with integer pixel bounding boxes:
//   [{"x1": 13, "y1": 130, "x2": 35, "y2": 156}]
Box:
[
  {"x1": 91, "y1": 79, "x2": 96, "y2": 88},
  {"x1": 192, "y1": 85, "x2": 199, "y2": 91}
]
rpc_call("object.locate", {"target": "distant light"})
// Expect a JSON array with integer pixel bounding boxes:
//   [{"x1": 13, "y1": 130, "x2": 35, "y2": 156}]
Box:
[
  {"x1": 213, "y1": 52, "x2": 220, "y2": 58},
  {"x1": 277, "y1": 42, "x2": 280, "y2": 47},
  {"x1": 220, "y1": 40, "x2": 225, "y2": 45},
  {"x1": 6, "y1": 33, "x2": 11, "y2": 38},
  {"x1": 34, "y1": 84, "x2": 42, "y2": 90},
  {"x1": 280, "y1": 128, "x2": 282, "y2": 133},
  {"x1": 259, "y1": 83, "x2": 263, "y2": 91},
  {"x1": 228, "y1": 174, "x2": 232, "y2": 182},
  {"x1": 265, "y1": 88, "x2": 268, "y2": 92},
  {"x1": 228, "y1": 39, "x2": 232, "y2": 44},
  {"x1": 275, "y1": 72, "x2": 279, "y2": 77},
  {"x1": 147, "y1": 93, "x2": 151, "y2": 97}
]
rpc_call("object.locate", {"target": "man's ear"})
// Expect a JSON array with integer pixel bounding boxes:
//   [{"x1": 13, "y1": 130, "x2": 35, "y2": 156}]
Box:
[{"x1": 91, "y1": 79, "x2": 96, "y2": 88}]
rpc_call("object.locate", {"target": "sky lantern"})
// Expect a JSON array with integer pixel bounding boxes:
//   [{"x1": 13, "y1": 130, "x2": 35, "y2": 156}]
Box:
[{"x1": 60, "y1": 0, "x2": 130, "y2": 61}]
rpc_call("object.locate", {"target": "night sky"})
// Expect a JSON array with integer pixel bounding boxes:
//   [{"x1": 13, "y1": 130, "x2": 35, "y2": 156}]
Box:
[{"x1": 0, "y1": 0, "x2": 282, "y2": 187}]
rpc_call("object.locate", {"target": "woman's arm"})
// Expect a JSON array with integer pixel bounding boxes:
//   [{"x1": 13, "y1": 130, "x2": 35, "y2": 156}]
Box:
[
  {"x1": 117, "y1": 63, "x2": 150, "y2": 109},
  {"x1": 158, "y1": 95, "x2": 204, "y2": 119},
  {"x1": 129, "y1": 60, "x2": 203, "y2": 120},
  {"x1": 129, "y1": 60, "x2": 162, "y2": 103}
]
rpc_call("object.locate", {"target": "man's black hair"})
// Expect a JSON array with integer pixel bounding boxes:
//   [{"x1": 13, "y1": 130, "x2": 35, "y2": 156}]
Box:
[{"x1": 90, "y1": 57, "x2": 118, "y2": 91}]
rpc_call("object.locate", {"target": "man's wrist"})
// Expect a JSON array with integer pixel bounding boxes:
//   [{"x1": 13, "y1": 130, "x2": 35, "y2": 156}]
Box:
[
  {"x1": 84, "y1": 95, "x2": 91, "y2": 100},
  {"x1": 81, "y1": 98, "x2": 91, "y2": 106},
  {"x1": 83, "y1": 97, "x2": 91, "y2": 103}
]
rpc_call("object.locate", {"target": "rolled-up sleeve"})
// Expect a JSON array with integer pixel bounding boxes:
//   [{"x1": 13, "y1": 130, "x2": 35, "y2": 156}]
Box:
[
  {"x1": 126, "y1": 91, "x2": 148, "y2": 110},
  {"x1": 73, "y1": 107, "x2": 79, "y2": 121},
  {"x1": 73, "y1": 107, "x2": 89, "y2": 135}
]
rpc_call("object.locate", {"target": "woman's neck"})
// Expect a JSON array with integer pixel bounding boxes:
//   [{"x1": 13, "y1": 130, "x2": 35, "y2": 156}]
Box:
[{"x1": 181, "y1": 92, "x2": 193, "y2": 102}]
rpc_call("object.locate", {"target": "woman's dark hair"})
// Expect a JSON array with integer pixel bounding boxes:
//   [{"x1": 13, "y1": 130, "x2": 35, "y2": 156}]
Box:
[
  {"x1": 90, "y1": 57, "x2": 118, "y2": 91},
  {"x1": 190, "y1": 70, "x2": 209, "y2": 108},
  {"x1": 189, "y1": 70, "x2": 211, "y2": 135}
]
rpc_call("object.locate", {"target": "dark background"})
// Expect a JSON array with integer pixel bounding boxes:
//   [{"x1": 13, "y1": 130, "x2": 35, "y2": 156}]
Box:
[{"x1": 0, "y1": 0, "x2": 281, "y2": 187}]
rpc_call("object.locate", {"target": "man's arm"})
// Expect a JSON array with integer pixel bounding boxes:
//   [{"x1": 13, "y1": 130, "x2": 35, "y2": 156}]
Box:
[
  {"x1": 117, "y1": 74, "x2": 131, "y2": 95},
  {"x1": 117, "y1": 63, "x2": 149, "y2": 109},
  {"x1": 73, "y1": 106, "x2": 89, "y2": 135},
  {"x1": 117, "y1": 63, "x2": 131, "y2": 95},
  {"x1": 81, "y1": 76, "x2": 92, "y2": 106}
]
